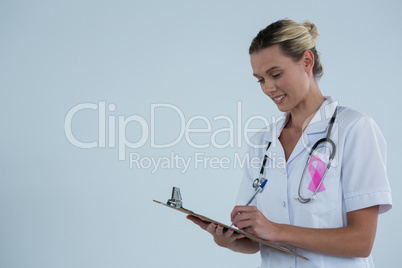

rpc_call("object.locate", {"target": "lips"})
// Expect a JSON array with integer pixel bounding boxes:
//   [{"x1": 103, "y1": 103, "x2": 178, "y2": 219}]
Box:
[{"x1": 272, "y1": 94, "x2": 286, "y2": 104}]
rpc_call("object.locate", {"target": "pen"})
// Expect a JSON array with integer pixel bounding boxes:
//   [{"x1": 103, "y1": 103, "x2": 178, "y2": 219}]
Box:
[{"x1": 230, "y1": 178, "x2": 267, "y2": 227}]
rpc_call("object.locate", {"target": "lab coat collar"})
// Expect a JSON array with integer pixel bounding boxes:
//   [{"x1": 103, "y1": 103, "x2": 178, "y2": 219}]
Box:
[
  {"x1": 263, "y1": 96, "x2": 338, "y2": 162},
  {"x1": 304, "y1": 96, "x2": 338, "y2": 135},
  {"x1": 264, "y1": 96, "x2": 338, "y2": 142}
]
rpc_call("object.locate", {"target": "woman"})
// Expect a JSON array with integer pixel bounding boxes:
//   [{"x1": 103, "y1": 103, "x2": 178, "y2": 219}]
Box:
[{"x1": 187, "y1": 19, "x2": 392, "y2": 267}]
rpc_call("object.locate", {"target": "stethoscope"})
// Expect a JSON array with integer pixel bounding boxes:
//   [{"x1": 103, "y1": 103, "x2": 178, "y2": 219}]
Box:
[{"x1": 252, "y1": 107, "x2": 338, "y2": 204}]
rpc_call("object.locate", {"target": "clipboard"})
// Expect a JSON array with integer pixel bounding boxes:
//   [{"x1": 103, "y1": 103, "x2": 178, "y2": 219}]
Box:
[{"x1": 153, "y1": 199, "x2": 308, "y2": 260}]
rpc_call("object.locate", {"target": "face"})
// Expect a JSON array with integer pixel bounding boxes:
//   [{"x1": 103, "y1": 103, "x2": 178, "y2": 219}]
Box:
[{"x1": 250, "y1": 44, "x2": 312, "y2": 112}]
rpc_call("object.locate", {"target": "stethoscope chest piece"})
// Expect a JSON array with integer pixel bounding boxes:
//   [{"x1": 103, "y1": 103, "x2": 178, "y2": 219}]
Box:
[{"x1": 253, "y1": 177, "x2": 266, "y2": 189}]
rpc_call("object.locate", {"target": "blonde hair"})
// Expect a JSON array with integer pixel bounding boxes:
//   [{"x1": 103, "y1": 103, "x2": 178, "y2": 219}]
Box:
[{"x1": 249, "y1": 19, "x2": 323, "y2": 79}]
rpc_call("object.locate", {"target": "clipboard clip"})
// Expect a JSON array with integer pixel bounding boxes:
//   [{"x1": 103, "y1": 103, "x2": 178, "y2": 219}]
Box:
[{"x1": 167, "y1": 187, "x2": 183, "y2": 208}]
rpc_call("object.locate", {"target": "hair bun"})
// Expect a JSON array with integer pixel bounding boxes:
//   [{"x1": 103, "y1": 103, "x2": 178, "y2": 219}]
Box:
[
  {"x1": 303, "y1": 21, "x2": 319, "y2": 40},
  {"x1": 249, "y1": 19, "x2": 323, "y2": 79}
]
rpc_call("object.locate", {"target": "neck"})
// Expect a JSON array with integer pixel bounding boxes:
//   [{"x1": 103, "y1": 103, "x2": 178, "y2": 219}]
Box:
[{"x1": 287, "y1": 85, "x2": 325, "y2": 132}]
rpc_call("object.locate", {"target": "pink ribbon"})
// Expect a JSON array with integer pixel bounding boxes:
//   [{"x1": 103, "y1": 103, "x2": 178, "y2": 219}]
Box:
[{"x1": 307, "y1": 155, "x2": 326, "y2": 193}]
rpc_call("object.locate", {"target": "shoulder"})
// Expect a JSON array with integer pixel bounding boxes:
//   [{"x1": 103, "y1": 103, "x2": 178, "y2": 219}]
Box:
[
  {"x1": 336, "y1": 105, "x2": 386, "y2": 147},
  {"x1": 323, "y1": 97, "x2": 377, "y2": 129},
  {"x1": 337, "y1": 106, "x2": 369, "y2": 123},
  {"x1": 337, "y1": 106, "x2": 380, "y2": 132}
]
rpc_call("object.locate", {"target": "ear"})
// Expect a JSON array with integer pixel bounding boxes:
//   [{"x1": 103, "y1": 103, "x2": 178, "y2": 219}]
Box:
[{"x1": 302, "y1": 49, "x2": 315, "y2": 74}]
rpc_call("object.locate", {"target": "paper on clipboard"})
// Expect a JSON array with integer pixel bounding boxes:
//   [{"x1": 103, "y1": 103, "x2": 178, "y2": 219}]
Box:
[{"x1": 153, "y1": 200, "x2": 308, "y2": 260}]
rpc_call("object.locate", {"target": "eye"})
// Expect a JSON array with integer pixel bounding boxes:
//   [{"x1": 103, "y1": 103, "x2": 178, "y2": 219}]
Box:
[
  {"x1": 272, "y1": 72, "x2": 282, "y2": 79},
  {"x1": 257, "y1": 78, "x2": 264, "y2": 83}
]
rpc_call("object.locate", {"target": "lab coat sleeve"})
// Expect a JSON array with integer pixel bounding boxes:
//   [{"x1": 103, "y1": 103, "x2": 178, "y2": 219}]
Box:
[{"x1": 341, "y1": 116, "x2": 392, "y2": 214}]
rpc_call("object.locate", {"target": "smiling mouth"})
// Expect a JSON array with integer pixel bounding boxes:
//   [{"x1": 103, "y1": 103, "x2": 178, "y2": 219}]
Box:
[{"x1": 273, "y1": 95, "x2": 285, "y2": 101}]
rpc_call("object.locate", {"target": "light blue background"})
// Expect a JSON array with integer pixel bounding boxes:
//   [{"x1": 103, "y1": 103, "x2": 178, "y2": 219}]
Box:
[{"x1": 0, "y1": 1, "x2": 400, "y2": 267}]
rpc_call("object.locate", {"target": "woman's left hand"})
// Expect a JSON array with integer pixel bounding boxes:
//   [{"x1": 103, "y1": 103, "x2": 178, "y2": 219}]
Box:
[{"x1": 230, "y1": 205, "x2": 280, "y2": 242}]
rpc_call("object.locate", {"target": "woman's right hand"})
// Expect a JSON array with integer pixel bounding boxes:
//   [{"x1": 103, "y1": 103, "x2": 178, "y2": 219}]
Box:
[{"x1": 186, "y1": 215, "x2": 252, "y2": 249}]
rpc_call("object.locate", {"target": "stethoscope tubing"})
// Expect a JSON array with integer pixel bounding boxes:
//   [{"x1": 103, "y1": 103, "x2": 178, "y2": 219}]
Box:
[
  {"x1": 254, "y1": 107, "x2": 338, "y2": 204},
  {"x1": 295, "y1": 107, "x2": 338, "y2": 203},
  {"x1": 296, "y1": 138, "x2": 336, "y2": 203}
]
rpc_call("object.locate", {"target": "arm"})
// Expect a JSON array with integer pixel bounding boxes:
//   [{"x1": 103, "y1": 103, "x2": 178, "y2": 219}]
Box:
[
  {"x1": 231, "y1": 205, "x2": 379, "y2": 258},
  {"x1": 186, "y1": 215, "x2": 259, "y2": 254}
]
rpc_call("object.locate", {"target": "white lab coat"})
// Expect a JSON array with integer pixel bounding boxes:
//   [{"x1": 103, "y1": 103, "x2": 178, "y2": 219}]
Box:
[{"x1": 236, "y1": 96, "x2": 392, "y2": 268}]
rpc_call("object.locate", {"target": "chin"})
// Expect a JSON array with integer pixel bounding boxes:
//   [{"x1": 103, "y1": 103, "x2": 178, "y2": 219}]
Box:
[{"x1": 277, "y1": 105, "x2": 290, "y2": 113}]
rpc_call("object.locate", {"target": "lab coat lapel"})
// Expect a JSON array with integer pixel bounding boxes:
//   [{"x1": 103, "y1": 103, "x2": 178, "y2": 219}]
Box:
[
  {"x1": 264, "y1": 113, "x2": 288, "y2": 160},
  {"x1": 286, "y1": 97, "x2": 338, "y2": 165}
]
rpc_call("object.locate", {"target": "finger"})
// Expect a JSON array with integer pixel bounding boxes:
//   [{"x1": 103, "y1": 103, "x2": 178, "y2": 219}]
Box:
[
  {"x1": 233, "y1": 232, "x2": 246, "y2": 239},
  {"x1": 236, "y1": 219, "x2": 256, "y2": 233},
  {"x1": 233, "y1": 210, "x2": 255, "y2": 223},
  {"x1": 230, "y1": 206, "x2": 257, "y2": 222},
  {"x1": 224, "y1": 228, "x2": 234, "y2": 238},
  {"x1": 232, "y1": 212, "x2": 255, "y2": 228},
  {"x1": 230, "y1": 206, "x2": 243, "y2": 222},
  {"x1": 241, "y1": 226, "x2": 255, "y2": 236},
  {"x1": 206, "y1": 223, "x2": 218, "y2": 234},
  {"x1": 216, "y1": 225, "x2": 224, "y2": 236},
  {"x1": 224, "y1": 229, "x2": 246, "y2": 240}
]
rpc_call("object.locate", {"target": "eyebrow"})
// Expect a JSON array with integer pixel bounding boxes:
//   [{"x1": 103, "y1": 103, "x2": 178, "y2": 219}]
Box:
[{"x1": 253, "y1": 66, "x2": 280, "y2": 77}]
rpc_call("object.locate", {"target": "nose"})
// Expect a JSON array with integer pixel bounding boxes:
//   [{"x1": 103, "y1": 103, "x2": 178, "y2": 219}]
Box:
[{"x1": 261, "y1": 81, "x2": 276, "y2": 95}]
